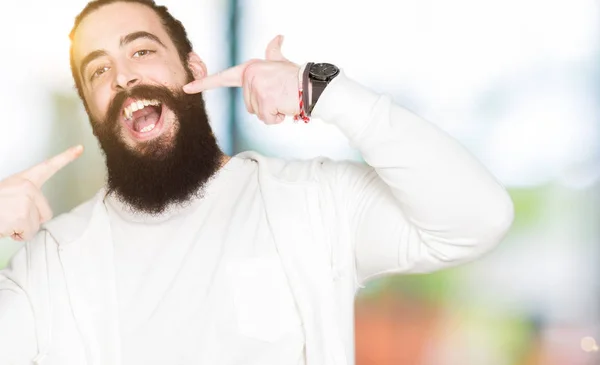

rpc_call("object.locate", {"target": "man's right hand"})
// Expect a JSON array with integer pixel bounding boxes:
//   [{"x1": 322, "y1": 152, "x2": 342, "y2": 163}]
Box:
[{"x1": 0, "y1": 145, "x2": 83, "y2": 242}]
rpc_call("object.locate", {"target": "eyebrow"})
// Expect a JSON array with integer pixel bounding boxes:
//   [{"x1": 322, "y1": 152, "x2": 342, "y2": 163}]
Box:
[
  {"x1": 120, "y1": 31, "x2": 166, "y2": 49},
  {"x1": 79, "y1": 31, "x2": 167, "y2": 80},
  {"x1": 79, "y1": 50, "x2": 109, "y2": 80}
]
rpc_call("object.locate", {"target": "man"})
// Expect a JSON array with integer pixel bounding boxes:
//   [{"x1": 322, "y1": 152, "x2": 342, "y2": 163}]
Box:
[{"x1": 0, "y1": 0, "x2": 514, "y2": 364}]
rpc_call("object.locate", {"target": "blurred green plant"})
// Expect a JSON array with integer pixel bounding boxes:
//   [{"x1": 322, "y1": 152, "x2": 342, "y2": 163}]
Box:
[{"x1": 507, "y1": 187, "x2": 550, "y2": 230}]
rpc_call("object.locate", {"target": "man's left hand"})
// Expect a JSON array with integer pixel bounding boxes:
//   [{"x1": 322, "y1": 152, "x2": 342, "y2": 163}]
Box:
[{"x1": 183, "y1": 35, "x2": 301, "y2": 125}]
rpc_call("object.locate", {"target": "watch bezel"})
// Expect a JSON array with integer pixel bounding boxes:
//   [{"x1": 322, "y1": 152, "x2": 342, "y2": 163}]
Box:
[{"x1": 308, "y1": 63, "x2": 340, "y2": 82}]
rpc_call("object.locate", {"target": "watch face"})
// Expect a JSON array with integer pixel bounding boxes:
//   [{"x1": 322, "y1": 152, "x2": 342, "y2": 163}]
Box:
[{"x1": 309, "y1": 63, "x2": 339, "y2": 81}]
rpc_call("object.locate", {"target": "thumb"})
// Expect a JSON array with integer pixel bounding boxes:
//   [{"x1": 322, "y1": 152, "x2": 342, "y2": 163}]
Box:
[{"x1": 265, "y1": 35, "x2": 287, "y2": 62}]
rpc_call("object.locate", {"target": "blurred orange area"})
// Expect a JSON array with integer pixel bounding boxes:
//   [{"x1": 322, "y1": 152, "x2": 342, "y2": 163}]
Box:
[
  {"x1": 354, "y1": 294, "x2": 598, "y2": 365},
  {"x1": 355, "y1": 295, "x2": 441, "y2": 365}
]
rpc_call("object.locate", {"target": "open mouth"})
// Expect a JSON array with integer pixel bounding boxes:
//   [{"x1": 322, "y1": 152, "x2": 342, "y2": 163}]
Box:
[{"x1": 121, "y1": 98, "x2": 166, "y2": 141}]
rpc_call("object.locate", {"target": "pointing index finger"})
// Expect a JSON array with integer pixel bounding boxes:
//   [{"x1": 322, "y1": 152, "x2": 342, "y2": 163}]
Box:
[
  {"x1": 183, "y1": 61, "x2": 254, "y2": 94},
  {"x1": 21, "y1": 145, "x2": 84, "y2": 187}
]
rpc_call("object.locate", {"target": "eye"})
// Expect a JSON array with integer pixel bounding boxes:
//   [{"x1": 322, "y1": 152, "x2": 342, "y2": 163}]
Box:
[
  {"x1": 133, "y1": 49, "x2": 155, "y2": 58},
  {"x1": 91, "y1": 66, "x2": 110, "y2": 80}
]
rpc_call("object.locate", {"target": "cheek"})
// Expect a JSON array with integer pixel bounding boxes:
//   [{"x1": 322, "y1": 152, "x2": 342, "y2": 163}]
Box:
[
  {"x1": 153, "y1": 58, "x2": 189, "y2": 87},
  {"x1": 86, "y1": 86, "x2": 113, "y2": 122}
]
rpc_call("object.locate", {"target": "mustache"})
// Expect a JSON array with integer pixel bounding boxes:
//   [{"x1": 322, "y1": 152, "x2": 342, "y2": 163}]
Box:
[{"x1": 104, "y1": 84, "x2": 181, "y2": 127}]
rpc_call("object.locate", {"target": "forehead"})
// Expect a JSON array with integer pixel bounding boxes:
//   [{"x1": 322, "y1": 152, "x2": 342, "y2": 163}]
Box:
[{"x1": 72, "y1": 2, "x2": 169, "y2": 64}]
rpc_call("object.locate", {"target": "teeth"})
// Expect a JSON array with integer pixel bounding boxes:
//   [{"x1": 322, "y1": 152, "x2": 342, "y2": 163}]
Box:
[
  {"x1": 123, "y1": 99, "x2": 160, "y2": 121},
  {"x1": 140, "y1": 123, "x2": 156, "y2": 133}
]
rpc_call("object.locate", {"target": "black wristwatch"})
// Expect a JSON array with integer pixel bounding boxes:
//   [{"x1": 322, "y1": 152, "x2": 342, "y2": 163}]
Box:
[{"x1": 303, "y1": 62, "x2": 340, "y2": 116}]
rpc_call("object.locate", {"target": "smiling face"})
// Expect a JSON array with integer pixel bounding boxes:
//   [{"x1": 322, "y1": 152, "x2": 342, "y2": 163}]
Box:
[
  {"x1": 70, "y1": 1, "x2": 223, "y2": 214},
  {"x1": 72, "y1": 1, "x2": 205, "y2": 151}
]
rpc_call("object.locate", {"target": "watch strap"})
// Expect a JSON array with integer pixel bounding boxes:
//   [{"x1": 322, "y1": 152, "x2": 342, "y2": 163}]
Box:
[
  {"x1": 302, "y1": 62, "x2": 313, "y2": 117},
  {"x1": 308, "y1": 79, "x2": 327, "y2": 116}
]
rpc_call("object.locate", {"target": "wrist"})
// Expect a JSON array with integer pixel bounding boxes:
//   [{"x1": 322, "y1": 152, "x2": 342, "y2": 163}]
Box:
[
  {"x1": 301, "y1": 62, "x2": 312, "y2": 118},
  {"x1": 304, "y1": 62, "x2": 340, "y2": 116},
  {"x1": 293, "y1": 63, "x2": 311, "y2": 123}
]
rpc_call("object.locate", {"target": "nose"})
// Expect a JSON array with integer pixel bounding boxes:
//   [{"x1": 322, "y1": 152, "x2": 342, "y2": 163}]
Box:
[{"x1": 113, "y1": 63, "x2": 142, "y2": 90}]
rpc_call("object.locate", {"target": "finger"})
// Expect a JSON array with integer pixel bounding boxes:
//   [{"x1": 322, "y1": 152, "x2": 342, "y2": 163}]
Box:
[
  {"x1": 9, "y1": 229, "x2": 25, "y2": 242},
  {"x1": 21, "y1": 145, "x2": 84, "y2": 188},
  {"x1": 20, "y1": 205, "x2": 40, "y2": 241},
  {"x1": 242, "y1": 73, "x2": 254, "y2": 114},
  {"x1": 265, "y1": 35, "x2": 287, "y2": 62},
  {"x1": 256, "y1": 103, "x2": 269, "y2": 124},
  {"x1": 6, "y1": 215, "x2": 35, "y2": 242},
  {"x1": 183, "y1": 61, "x2": 252, "y2": 94},
  {"x1": 32, "y1": 189, "x2": 53, "y2": 224},
  {"x1": 249, "y1": 82, "x2": 260, "y2": 119},
  {"x1": 275, "y1": 113, "x2": 286, "y2": 124},
  {"x1": 260, "y1": 109, "x2": 279, "y2": 125}
]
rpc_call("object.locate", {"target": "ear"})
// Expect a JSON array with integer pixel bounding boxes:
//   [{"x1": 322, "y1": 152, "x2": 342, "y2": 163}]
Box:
[{"x1": 187, "y1": 52, "x2": 207, "y2": 81}]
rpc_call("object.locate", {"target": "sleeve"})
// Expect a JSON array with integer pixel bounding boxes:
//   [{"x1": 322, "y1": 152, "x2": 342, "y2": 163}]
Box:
[
  {"x1": 311, "y1": 70, "x2": 514, "y2": 285},
  {"x1": 0, "y1": 246, "x2": 39, "y2": 363}
]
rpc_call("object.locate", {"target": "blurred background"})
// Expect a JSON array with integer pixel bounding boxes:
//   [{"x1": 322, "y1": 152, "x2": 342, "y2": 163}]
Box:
[{"x1": 1, "y1": 0, "x2": 599, "y2": 364}]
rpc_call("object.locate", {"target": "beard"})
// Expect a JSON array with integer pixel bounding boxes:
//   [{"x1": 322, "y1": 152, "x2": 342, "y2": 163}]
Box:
[{"x1": 90, "y1": 83, "x2": 223, "y2": 215}]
